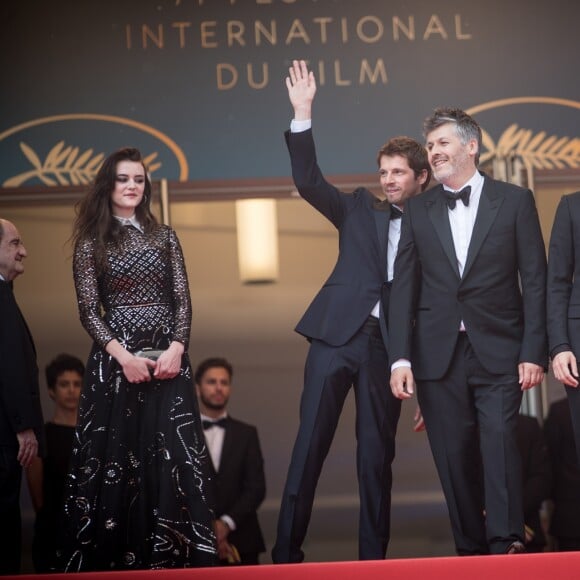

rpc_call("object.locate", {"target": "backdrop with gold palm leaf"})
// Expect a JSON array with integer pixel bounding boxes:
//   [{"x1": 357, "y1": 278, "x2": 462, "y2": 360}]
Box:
[{"x1": 0, "y1": 0, "x2": 578, "y2": 191}]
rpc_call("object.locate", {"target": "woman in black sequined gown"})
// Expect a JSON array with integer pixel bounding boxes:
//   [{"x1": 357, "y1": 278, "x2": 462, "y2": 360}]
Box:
[{"x1": 59, "y1": 148, "x2": 217, "y2": 571}]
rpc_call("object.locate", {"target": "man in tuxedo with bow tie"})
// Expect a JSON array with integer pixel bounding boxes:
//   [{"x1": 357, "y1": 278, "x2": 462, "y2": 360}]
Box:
[
  {"x1": 389, "y1": 108, "x2": 547, "y2": 555},
  {"x1": 272, "y1": 60, "x2": 431, "y2": 563},
  {"x1": 0, "y1": 218, "x2": 45, "y2": 574},
  {"x1": 195, "y1": 357, "x2": 266, "y2": 565}
]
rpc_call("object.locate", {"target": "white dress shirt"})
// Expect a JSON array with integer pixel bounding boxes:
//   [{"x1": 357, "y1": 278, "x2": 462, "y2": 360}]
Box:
[
  {"x1": 200, "y1": 412, "x2": 236, "y2": 530},
  {"x1": 370, "y1": 213, "x2": 401, "y2": 318},
  {"x1": 201, "y1": 412, "x2": 227, "y2": 472},
  {"x1": 446, "y1": 170, "x2": 484, "y2": 331},
  {"x1": 446, "y1": 170, "x2": 484, "y2": 279}
]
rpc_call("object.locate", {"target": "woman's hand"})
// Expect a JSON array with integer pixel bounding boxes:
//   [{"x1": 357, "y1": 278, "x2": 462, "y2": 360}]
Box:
[
  {"x1": 106, "y1": 338, "x2": 155, "y2": 383},
  {"x1": 121, "y1": 354, "x2": 156, "y2": 383},
  {"x1": 153, "y1": 341, "x2": 185, "y2": 380}
]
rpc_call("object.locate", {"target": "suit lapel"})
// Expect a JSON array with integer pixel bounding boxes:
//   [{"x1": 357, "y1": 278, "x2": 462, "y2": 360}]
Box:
[
  {"x1": 427, "y1": 189, "x2": 461, "y2": 279},
  {"x1": 1, "y1": 281, "x2": 36, "y2": 356},
  {"x1": 373, "y1": 209, "x2": 389, "y2": 277},
  {"x1": 462, "y1": 177, "x2": 503, "y2": 280}
]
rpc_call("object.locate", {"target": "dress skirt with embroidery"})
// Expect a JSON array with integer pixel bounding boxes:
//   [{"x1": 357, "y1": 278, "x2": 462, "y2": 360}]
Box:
[{"x1": 58, "y1": 224, "x2": 216, "y2": 571}]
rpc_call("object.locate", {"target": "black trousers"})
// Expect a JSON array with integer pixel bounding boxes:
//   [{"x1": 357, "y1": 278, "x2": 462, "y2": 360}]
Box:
[
  {"x1": 417, "y1": 333, "x2": 524, "y2": 555},
  {"x1": 0, "y1": 445, "x2": 22, "y2": 575},
  {"x1": 565, "y1": 385, "x2": 580, "y2": 468},
  {"x1": 272, "y1": 317, "x2": 401, "y2": 563}
]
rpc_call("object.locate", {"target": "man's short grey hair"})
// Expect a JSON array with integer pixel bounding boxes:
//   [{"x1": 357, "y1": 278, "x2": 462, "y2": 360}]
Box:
[{"x1": 423, "y1": 107, "x2": 482, "y2": 166}]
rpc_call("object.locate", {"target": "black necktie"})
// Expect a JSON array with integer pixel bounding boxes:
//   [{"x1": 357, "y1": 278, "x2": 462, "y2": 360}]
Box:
[
  {"x1": 202, "y1": 418, "x2": 227, "y2": 430},
  {"x1": 444, "y1": 186, "x2": 471, "y2": 210}
]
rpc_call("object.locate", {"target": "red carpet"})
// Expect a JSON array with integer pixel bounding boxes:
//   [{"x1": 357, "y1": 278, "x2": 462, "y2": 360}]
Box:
[{"x1": 11, "y1": 552, "x2": 580, "y2": 580}]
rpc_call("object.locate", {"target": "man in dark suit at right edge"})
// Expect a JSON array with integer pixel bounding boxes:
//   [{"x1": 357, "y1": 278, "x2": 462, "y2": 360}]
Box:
[
  {"x1": 547, "y1": 191, "x2": 580, "y2": 467},
  {"x1": 389, "y1": 109, "x2": 547, "y2": 555},
  {"x1": 0, "y1": 218, "x2": 45, "y2": 574}
]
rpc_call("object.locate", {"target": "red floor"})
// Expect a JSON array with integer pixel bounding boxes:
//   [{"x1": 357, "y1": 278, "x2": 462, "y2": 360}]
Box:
[{"x1": 11, "y1": 551, "x2": 580, "y2": 580}]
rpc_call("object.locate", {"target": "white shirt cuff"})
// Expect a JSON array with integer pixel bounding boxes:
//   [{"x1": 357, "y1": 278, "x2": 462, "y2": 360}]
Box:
[
  {"x1": 290, "y1": 118, "x2": 312, "y2": 133},
  {"x1": 220, "y1": 514, "x2": 236, "y2": 531},
  {"x1": 391, "y1": 359, "x2": 411, "y2": 372}
]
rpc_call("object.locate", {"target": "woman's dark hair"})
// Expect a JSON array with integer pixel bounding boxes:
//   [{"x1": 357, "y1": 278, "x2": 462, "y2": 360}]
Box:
[{"x1": 71, "y1": 147, "x2": 157, "y2": 274}]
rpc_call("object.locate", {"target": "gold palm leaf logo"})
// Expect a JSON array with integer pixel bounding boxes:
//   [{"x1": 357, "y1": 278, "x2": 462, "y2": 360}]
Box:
[
  {"x1": 3, "y1": 141, "x2": 162, "y2": 187},
  {"x1": 480, "y1": 125, "x2": 580, "y2": 169}
]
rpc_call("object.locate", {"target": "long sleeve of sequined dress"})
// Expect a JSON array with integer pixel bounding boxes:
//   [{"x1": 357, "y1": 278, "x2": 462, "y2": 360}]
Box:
[{"x1": 59, "y1": 225, "x2": 216, "y2": 572}]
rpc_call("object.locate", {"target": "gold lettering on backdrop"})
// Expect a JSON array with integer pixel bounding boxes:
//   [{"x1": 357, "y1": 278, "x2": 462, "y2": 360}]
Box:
[
  {"x1": 255, "y1": 20, "x2": 277, "y2": 45},
  {"x1": 285, "y1": 19, "x2": 310, "y2": 44},
  {"x1": 122, "y1": 12, "x2": 474, "y2": 89},
  {"x1": 393, "y1": 16, "x2": 415, "y2": 41},
  {"x1": 455, "y1": 14, "x2": 471, "y2": 40},
  {"x1": 247, "y1": 63, "x2": 269, "y2": 89},
  {"x1": 218, "y1": 58, "x2": 387, "y2": 89},
  {"x1": 228, "y1": 21, "x2": 245, "y2": 46},
  {"x1": 317, "y1": 60, "x2": 326, "y2": 86},
  {"x1": 341, "y1": 17, "x2": 348, "y2": 42},
  {"x1": 142, "y1": 24, "x2": 164, "y2": 49},
  {"x1": 313, "y1": 17, "x2": 333, "y2": 44},
  {"x1": 201, "y1": 21, "x2": 218, "y2": 47},
  {"x1": 423, "y1": 15, "x2": 447, "y2": 40},
  {"x1": 356, "y1": 16, "x2": 384, "y2": 43},
  {"x1": 215, "y1": 62, "x2": 269, "y2": 89},
  {"x1": 317, "y1": 59, "x2": 388, "y2": 87},
  {"x1": 335, "y1": 60, "x2": 351, "y2": 86},
  {"x1": 217, "y1": 63, "x2": 237, "y2": 89},
  {"x1": 125, "y1": 14, "x2": 473, "y2": 50},
  {"x1": 360, "y1": 58, "x2": 387, "y2": 84},
  {"x1": 173, "y1": 22, "x2": 191, "y2": 48}
]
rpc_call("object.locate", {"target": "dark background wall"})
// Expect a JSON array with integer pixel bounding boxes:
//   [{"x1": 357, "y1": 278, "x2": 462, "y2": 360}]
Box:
[{"x1": 1, "y1": 0, "x2": 578, "y2": 185}]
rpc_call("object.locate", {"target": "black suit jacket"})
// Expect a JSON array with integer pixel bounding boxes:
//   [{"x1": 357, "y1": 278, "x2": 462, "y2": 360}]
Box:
[
  {"x1": 209, "y1": 417, "x2": 266, "y2": 556},
  {"x1": 547, "y1": 191, "x2": 580, "y2": 358},
  {"x1": 0, "y1": 280, "x2": 45, "y2": 453},
  {"x1": 287, "y1": 129, "x2": 395, "y2": 349},
  {"x1": 388, "y1": 175, "x2": 547, "y2": 379}
]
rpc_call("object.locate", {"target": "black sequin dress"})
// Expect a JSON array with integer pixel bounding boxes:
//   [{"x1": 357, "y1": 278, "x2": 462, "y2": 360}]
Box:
[{"x1": 60, "y1": 224, "x2": 216, "y2": 571}]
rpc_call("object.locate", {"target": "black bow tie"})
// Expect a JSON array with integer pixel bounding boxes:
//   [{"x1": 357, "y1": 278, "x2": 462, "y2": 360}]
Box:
[
  {"x1": 389, "y1": 205, "x2": 403, "y2": 220},
  {"x1": 202, "y1": 418, "x2": 227, "y2": 430},
  {"x1": 444, "y1": 186, "x2": 471, "y2": 210}
]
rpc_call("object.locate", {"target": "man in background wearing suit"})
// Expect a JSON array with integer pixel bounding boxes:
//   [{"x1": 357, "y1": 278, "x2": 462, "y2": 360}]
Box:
[
  {"x1": 547, "y1": 191, "x2": 580, "y2": 467},
  {"x1": 0, "y1": 218, "x2": 45, "y2": 574},
  {"x1": 389, "y1": 108, "x2": 547, "y2": 555},
  {"x1": 272, "y1": 60, "x2": 431, "y2": 563},
  {"x1": 195, "y1": 357, "x2": 266, "y2": 565}
]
